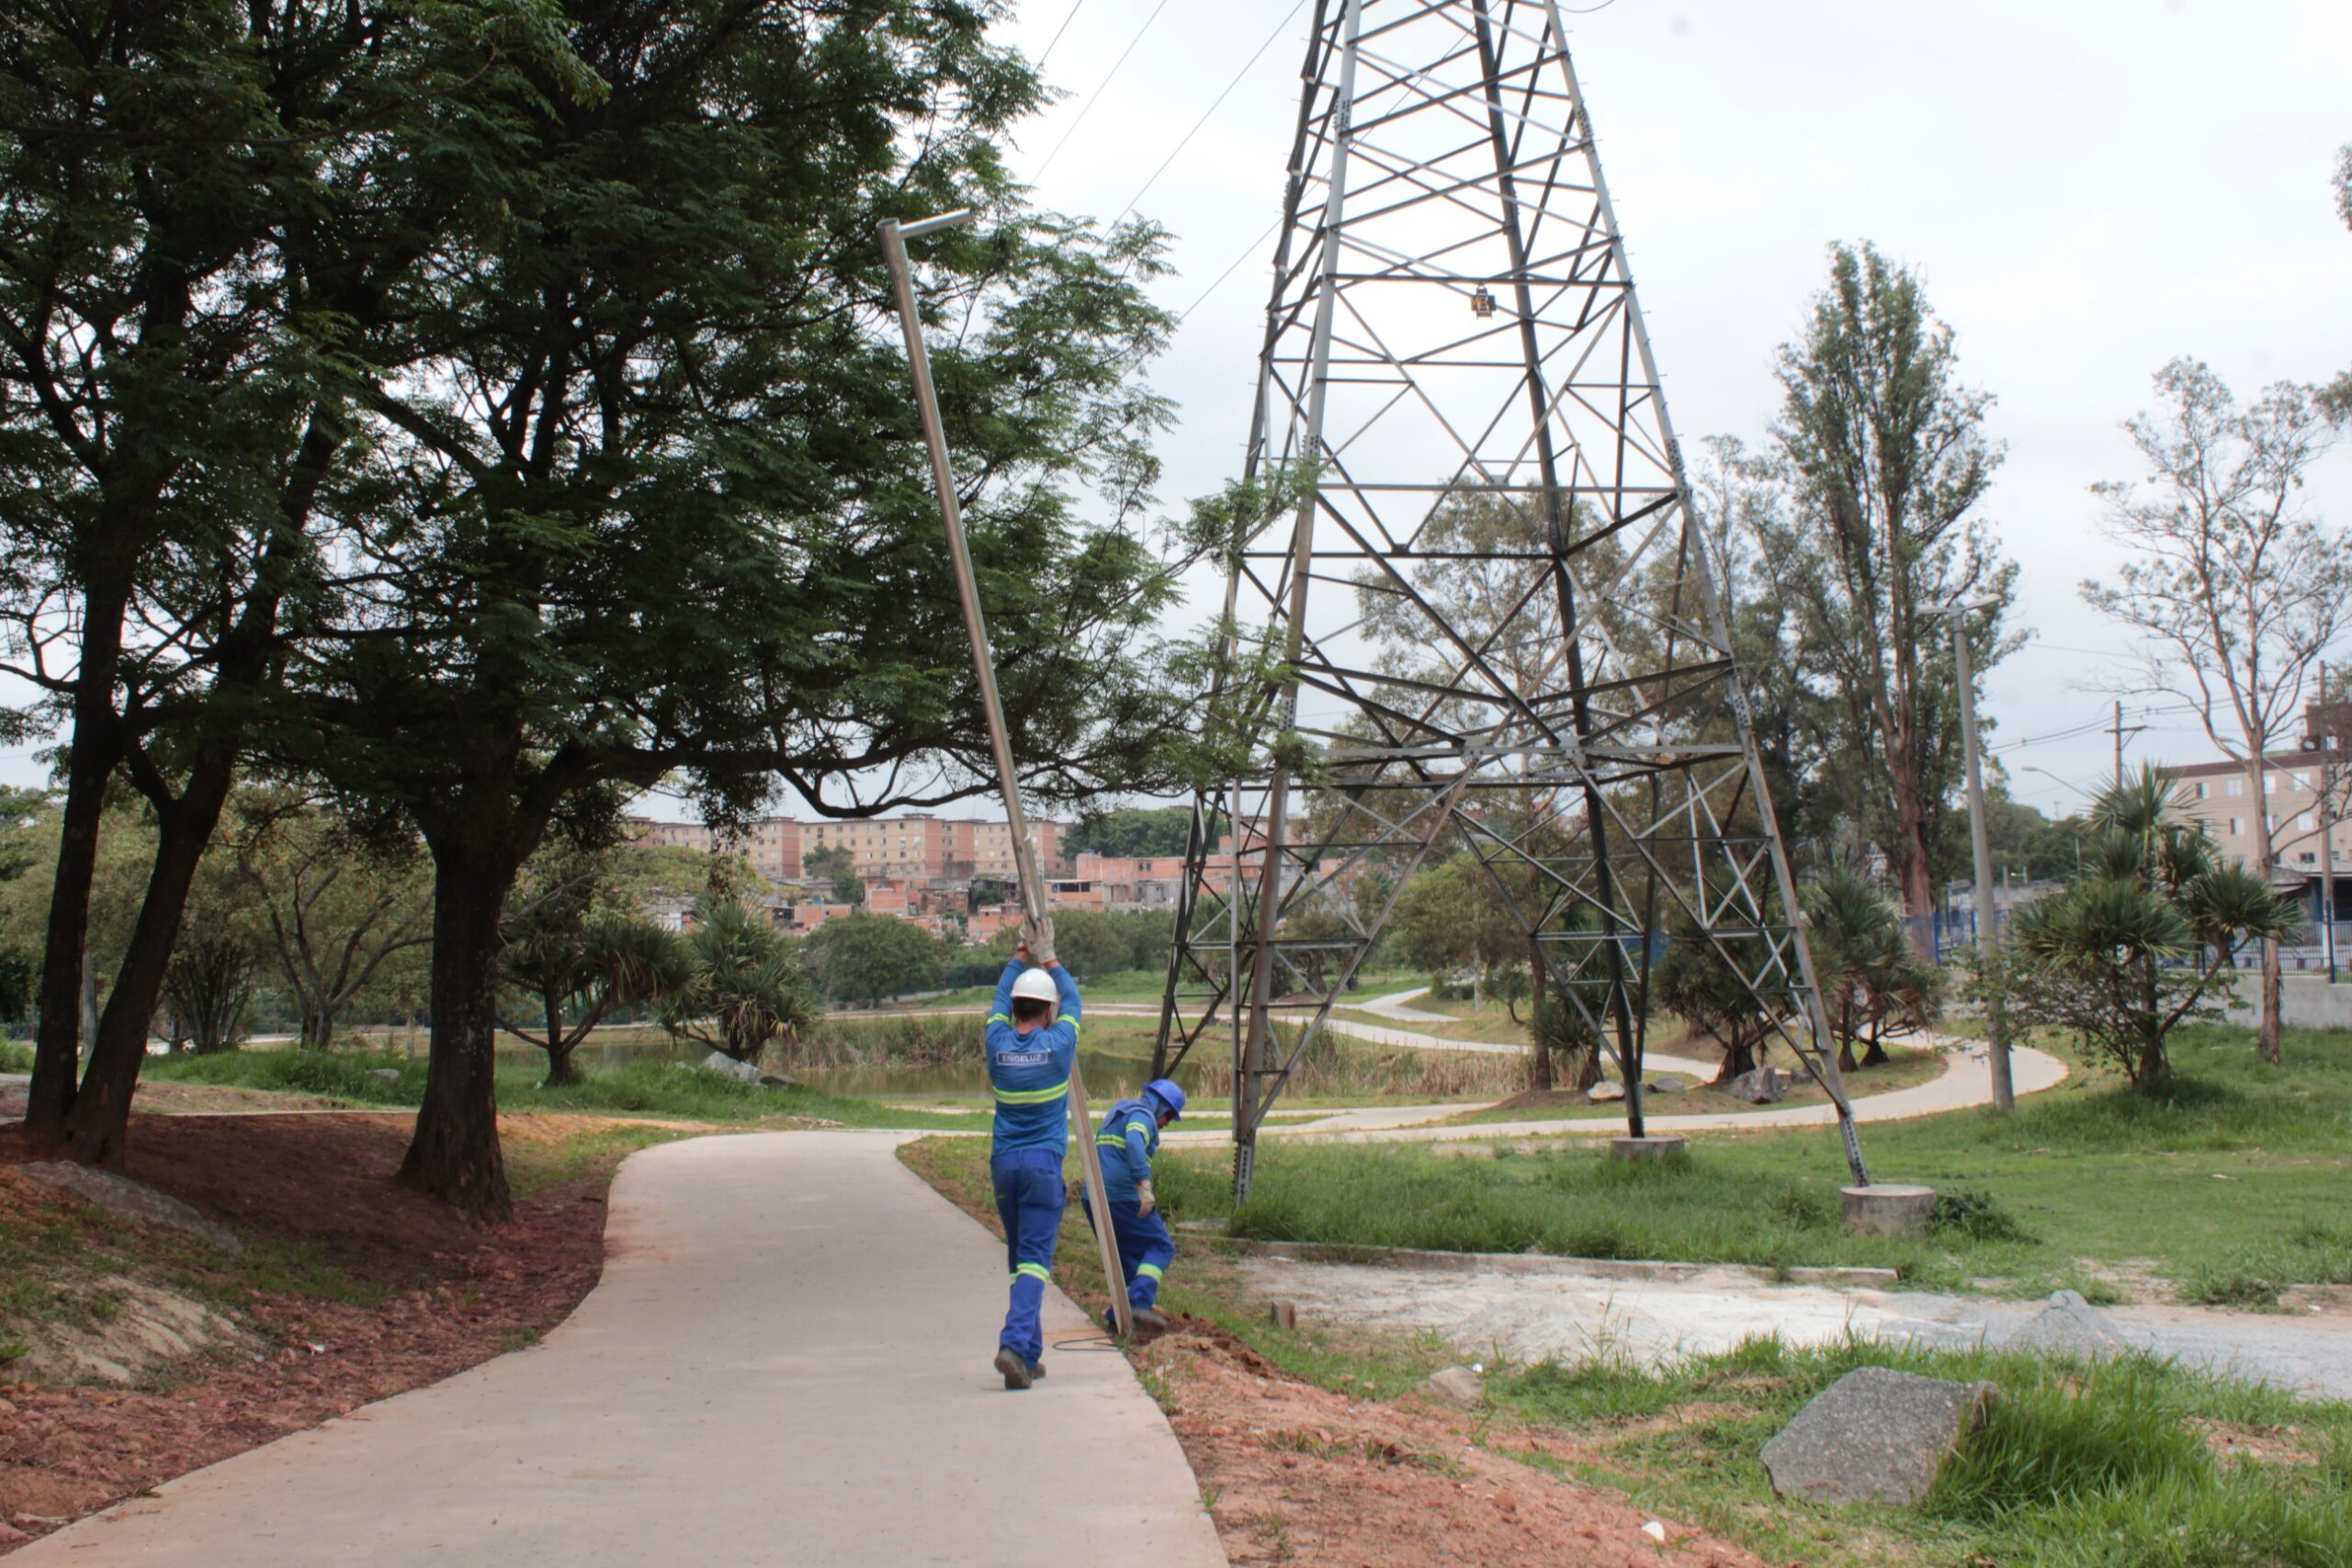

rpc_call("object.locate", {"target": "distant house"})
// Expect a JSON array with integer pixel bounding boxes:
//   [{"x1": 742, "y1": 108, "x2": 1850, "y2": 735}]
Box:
[{"x1": 2165, "y1": 751, "x2": 2346, "y2": 919}]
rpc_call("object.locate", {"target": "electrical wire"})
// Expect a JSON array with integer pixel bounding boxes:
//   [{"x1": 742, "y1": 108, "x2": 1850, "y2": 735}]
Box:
[
  {"x1": 1032, "y1": 0, "x2": 1174, "y2": 179},
  {"x1": 1106, "y1": 0, "x2": 1308, "y2": 232},
  {"x1": 1035, "y1": 0, "x2": 1089, "y2": 70},
  {"x1": 1177, "y1": 213, "x2": 1283, "y2": 322}
]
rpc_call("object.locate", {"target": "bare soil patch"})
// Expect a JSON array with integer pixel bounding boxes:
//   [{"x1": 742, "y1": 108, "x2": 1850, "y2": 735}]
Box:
[
  {"x1": 0, "y1": 1110, "x2": 651, "y2": 1551},
  {"x1": 1138, "y1": 1318, "x2": 1766, "y2": 1567}
]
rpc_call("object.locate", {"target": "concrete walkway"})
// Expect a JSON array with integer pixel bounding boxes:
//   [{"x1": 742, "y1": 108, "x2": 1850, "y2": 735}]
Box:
[
  {"x1": 1235, "y1": 1254, "x2": 2352, "y2": 1402},
  {"x1": 1274, "y1": 1034, "x2": 2069, "y2": 1145},
  {"x1": 17, "y1": 1134, "x2": 1227, "y2": 1567}
]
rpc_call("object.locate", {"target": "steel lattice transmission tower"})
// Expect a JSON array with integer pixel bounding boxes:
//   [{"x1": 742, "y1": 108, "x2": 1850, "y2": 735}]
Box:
[{"x1": 1148, "y1": 0, "x2": 1871, "y2": 1199}]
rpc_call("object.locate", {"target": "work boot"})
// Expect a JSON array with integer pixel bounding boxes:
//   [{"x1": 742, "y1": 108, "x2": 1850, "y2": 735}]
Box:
[
  {"x1": 993, "y1": 1347, "x2": 1033, "y2": 1391},
  {"x1": 1027, "y1": 1358, "x2": 1046, "y2": 1382},
  {"x1": 1131, "y1": 1306, "x2": 1170, "y2": 1338}
]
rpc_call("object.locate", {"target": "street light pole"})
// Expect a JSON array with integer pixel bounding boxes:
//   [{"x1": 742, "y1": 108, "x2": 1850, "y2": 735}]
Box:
[
  {"x1": 1939, "y1": 599, "x2": 2016, "y2": 1113},
  {"x1": 881, "y1": 210, "x2": 1132, "y2": 1340}
]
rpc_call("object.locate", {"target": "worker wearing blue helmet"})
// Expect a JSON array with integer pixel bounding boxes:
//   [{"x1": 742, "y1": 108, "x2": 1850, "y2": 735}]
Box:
[{"x1": 1082, "y1": 1076, "x2": 1186, "y2": 1336}]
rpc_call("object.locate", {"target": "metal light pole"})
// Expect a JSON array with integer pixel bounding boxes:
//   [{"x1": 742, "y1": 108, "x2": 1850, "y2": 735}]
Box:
[
  {"x1": 1937, "y1": 598, "x2": 2016, "y2": 1113},
  {"x1": 880, "y1": 211, "x2": 1131, "y2": 1341}
]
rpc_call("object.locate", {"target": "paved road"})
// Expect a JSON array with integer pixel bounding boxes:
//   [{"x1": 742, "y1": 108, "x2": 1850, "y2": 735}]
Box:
[{"x1": 16, "y1": 1134, "x2": 1227, "y2": 1568}]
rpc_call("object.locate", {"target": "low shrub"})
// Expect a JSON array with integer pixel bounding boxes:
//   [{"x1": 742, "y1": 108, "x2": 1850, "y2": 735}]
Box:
[{"x1": 1933, "y1": 1187, "x2": 2032, "y2": 1244}]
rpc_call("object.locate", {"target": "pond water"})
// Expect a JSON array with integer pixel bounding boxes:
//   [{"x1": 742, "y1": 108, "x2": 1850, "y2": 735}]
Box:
[{"x1": 487, "y1": 1034, "x2": 1202, "y2": 1103}]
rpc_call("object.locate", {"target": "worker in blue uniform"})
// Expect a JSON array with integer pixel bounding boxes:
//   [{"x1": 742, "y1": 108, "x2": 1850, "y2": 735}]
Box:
[
  {"x1": 986, "y1": 933, "x2": 1081, "y2": 1391},
  {"x1": 1083, "y1": 1076, "x2": 1185, "y2": 1337}
]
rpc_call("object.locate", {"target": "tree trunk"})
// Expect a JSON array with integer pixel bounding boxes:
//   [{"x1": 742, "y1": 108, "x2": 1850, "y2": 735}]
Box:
[
  {"x1": 2247, "y1": 761, "x2": 2283, "y2": 1064},
  {"x1": 2257, "y1": 940, "x2": 2282, "y2": 1065},
  {"x1": 400, "y1": 833, "x2": 516, "y2": 1224},
  {"x1": 300, "y1": 1002, "x2": 334, "y2": 1051},
  {"x1": 24, "y1": 602, "x2": 128, "y2": 1144},
  {"x1": 539, "y1": 987, "x2": 580, "y2": 1086},
  {"x1": 58, "y1": 761, "x2": 234, "y2": 1166},
  {"x1": 541, "y1": 1041, "x2": 581, "y2": 1087}
]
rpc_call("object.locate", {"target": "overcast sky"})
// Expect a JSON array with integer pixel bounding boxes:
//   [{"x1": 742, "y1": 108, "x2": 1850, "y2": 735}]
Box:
[
  {"x1": 975, "y1": 0, "x2": 2352, "y2": 823},
  {"x1": 9, "y1": 0, "x2": 2346, "y2": 828}
]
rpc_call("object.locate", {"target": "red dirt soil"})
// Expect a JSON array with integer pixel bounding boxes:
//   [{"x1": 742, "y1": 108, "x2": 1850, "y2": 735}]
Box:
[
  {"x1": 0, "y1": 1111, "x2": 622, "y2": 1552},
  {"x1": 1138, "y1": 1318, "x2": 1766, "y2": 1568}
]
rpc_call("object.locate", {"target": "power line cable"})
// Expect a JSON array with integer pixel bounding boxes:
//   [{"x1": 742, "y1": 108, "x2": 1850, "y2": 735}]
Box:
[
  {"x1": 1033, "y1": 0, "x2": 1173, "y2": 179},
  {"x1": 1177, "y1": 213, "x2": 1283, "y2": 323},
  {"x1": 1106, "y1": 0, "x2": 1308, "y2": 232},
  {"x1": 1035, "y1": 0, "x2": 1089, "y2": 69}
]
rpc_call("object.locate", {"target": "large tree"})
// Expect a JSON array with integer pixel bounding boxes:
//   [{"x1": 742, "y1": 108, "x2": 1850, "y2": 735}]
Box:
[
  {"x1": 230, "y1": 791, "x2": 431, "y2": 1050},
  {"x1": 0, "y1": 1, "x2": 568, "y2": 1161},
  {"x1": 2084, "y1": 358, "x2": 2346, "y2": 1065},
  {"x1": 288, "y1": 0, "x2": 1210, "y2": 1220},
  {"x1": 2328, "y1": 143, "x2": 2351, "y2": 424},
  {"x1": 1770, "y1": 243, "x2": 2017, "y2": 915}
]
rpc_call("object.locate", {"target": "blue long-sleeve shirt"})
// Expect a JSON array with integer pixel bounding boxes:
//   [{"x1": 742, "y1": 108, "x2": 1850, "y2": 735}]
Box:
[
  {"x1": 1093, "y1": 1094, "x2": 1162, "y2": 1202},
  {"x1": 985, "y1": 959, "x2": 1081, "y2": 1157}
]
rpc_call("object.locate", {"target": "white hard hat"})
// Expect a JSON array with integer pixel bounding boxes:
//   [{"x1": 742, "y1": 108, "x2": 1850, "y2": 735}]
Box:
[{"x1": 1012, "y1": 968, "x2": 1059, "y2": 1005}]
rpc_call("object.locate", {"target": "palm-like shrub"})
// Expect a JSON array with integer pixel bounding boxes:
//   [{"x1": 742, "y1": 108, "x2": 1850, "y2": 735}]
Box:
[
  {"x1": 662, "y1": 898, "x2": 823, "y2": 1065},
  {"x1": 1653, "y1": 911, "x2": 1783, "y2": 1082},
  {"x1": 2006, "y1": 767, "x2": 2297, "y2": 1084},
  {"x1": 501, "y1": 852, "x2": 690, "y2": 1085},
  {"x1": 1803, "y1": 866, "x2": 1944, "y2": 1069}
]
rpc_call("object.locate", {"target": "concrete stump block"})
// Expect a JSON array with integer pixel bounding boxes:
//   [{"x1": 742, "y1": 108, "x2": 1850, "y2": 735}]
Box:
[
  {"x1": 1762, "y1": 1366, "x2": 1998, "y2": 1505},
  {"x1": 1268, "y1": 1301, "x2": 1297, "y2": 1329},
  {"x1": 1842, "y1": 1183, "x2": 1939, "y2": 1235},
  {"x1": 1607, "y1": 1136, "x2": 1688, "y2": 1163}
]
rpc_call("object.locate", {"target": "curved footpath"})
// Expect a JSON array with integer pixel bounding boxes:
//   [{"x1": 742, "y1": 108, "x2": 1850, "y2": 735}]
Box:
[
  {"x1": 14, "y1": 1134, "x2": 1227, "y2": 1568},
  {"x1": 1234, "y1": 1035, "x2": 2069, "y2": 1146}
]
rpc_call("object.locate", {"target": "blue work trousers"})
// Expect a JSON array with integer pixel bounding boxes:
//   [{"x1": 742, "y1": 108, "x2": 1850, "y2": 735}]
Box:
[
  {"x1": 991, "y1": 1148, "x2": 1066, "y2": 1365},
  {"x1": 1082, "y1": 1193, "x2": 1176, "y2": 1316}
]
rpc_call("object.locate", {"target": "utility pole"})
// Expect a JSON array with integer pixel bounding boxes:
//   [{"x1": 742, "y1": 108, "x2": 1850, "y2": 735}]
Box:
[
  {"x1": 2107, "y1": 701, "x2": 2146, "y2": 786},
  {"x1": 1939, "y1": 598, "x2": 2016, "y2": 1112}
]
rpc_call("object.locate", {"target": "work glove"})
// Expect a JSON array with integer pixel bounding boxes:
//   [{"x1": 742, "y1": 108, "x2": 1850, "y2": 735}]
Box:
[
  {"x1": 1020, "y1": 913, "x2": 1057, "y2": 965},
  {"x1": 1136, "y1": 1179, "x2": 1156, "y2": 1218}
]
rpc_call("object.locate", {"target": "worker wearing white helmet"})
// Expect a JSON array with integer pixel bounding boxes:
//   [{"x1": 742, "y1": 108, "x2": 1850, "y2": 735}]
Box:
[{"x1": 985, "y1": 927, "x2": 1081, "y2": 1391}]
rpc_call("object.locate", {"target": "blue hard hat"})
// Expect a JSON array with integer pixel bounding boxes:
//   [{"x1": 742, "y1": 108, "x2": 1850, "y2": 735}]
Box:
[{"x1": 1144, "y1": 1078, "x2": 1187, "y2": 1121}]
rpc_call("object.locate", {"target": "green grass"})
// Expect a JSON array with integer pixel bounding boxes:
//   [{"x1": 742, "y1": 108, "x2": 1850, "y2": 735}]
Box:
[
  {"x1": 145, "y1": 1049, "x2": 977, "y2": 1130},
  {"x1": 0, "y1": 1037, "x2": 32, "y2": 1072},
  {"x1": 896, "y1": 1127, "x2": 2352, "y2": 1568},
  {"x1": 1155, "y1": 1023, "x2": 2352, "y2": 1301},
  {"x1": 1493, "y1": 1337, "x2": 2352, "y2": 1568}
]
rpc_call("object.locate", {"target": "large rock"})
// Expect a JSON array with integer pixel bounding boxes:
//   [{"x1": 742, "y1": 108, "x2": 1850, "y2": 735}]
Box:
[
  {"x1": 1722, "y1": 1064, "x2": 1785, "y2": 1104},
  {"x1": 1585, "y1": 1079, "x2": 1624, "y2": 1102},
  {"x1": 2007, "y1": 1289, "x2": 2124, "y2": 1359},
  {"x1": 20, "y1": 1163, "x2": 243, "y2": 1257},
  {"x1": 1644, "y1": 1076, "x2": 1687, "y2": 1094},
  {"x1": 700, "y1": 1051, "x2": 763, "y2": 1084},
  {"x1": 1419, "y1": 1365, "x2": 1485, "y2": 1409},
  {"x1": 366, "y1": 1067, "x2": 402, "y2": 1086},
  {"x1": 1761, "y1": 1366, "x2": 1998, "y2": 1506}
]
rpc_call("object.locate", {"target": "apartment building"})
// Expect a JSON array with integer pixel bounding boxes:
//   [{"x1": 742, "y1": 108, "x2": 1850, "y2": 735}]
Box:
[
  {"x1": 958, "y1": 818, "x2": 1063, "y2": 883},
  {"x1": 629, "y1": 817, "x2": 803, "y2": 885},
  {"x1": 630, "y1": 811, "x2": 1069, "y2": 888},
  {"x1": 2168, "y1": 751, "x2": 2348, "y2": 914},
  {"x1": 1071, "y1": 852, "x2": 1187, "y2": 908}
]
